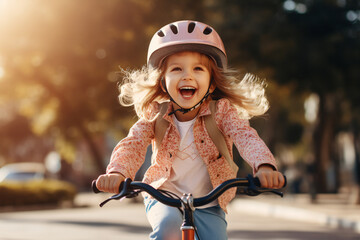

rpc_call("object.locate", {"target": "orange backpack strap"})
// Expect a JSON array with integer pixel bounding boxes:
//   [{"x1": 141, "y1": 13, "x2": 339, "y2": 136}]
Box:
[
  {"x1": 154, "y1": 102, "x2": 170, "y2": 152},
  {"x1": 204, "y1": 101, "x2": 238, "y2": 173}
]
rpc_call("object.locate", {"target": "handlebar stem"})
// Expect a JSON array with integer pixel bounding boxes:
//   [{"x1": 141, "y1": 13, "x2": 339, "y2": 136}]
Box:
[
  {"x1": 181, "y1": 194, "x2": 196, "y2": 234},
  {"x1": 181, "y1": 193, "x2": 195, "y2": 212}
]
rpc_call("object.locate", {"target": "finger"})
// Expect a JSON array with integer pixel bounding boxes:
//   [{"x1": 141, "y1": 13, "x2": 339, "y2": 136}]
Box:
[
  {"x1": 110, "y1": 176, "x2": 121, "y2": 193},
  {"x1": 96, "y1": 175, "x2": 105, "y2": 192},
  {"x1": 272, "y1": 173, "x2": 284, "y2": 189},
  {"x1": 267, "y1": 173, "x2": 274, "y2": 188},
  {"x1": 104, "y1": 177, "x2": 112, "y2": 193},
  {"x1": 278, "y1": 174, "x2": 285, "y2": 188},
  {"x1": 110, "y1": 178, "x2": 118, "y2": 193},
  {"x1": 95, "y1": 178, "x2": 101, "y2": 191},
  {"x1": 258, "y1": 174, "x2": 268, "y2": 188},
  {"x1": 112, "y1": 179, "x2": 119, "y2": 193},
  {"x1": 273, "y1": 173, "x2": 279, "y2": 188}
]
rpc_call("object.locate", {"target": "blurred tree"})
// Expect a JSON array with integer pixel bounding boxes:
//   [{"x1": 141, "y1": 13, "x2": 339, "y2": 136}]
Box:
[
  {"x1": 0, "y1": 0, "x2": 155, "y2": 172},
  {"x1": 0, "y1": 0, "x2": 210, "y2": 174},
  {"x1": 212, "y1": 0, "x2": 360, "y2": 194}
]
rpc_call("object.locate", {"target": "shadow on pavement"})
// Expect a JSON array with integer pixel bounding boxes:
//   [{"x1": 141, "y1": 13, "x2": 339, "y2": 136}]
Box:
[
  {"x1": 2, "y1": 217, "x2": 151, "y2": 234},
  {"x1": 228, "y1": 229, "x2": 360, "y2": 240},
  {"x1": 52, "y1": 219, "x2": 152, "y2": 234}
]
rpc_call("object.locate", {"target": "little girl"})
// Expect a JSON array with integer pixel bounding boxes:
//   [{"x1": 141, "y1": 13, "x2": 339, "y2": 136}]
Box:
[{"x1": 96, "y1": 20, "x2": 285, "y2": 240}]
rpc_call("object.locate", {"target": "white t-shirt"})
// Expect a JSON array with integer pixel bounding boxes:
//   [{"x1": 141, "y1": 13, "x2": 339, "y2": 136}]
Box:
[{"x1": 160, "y1": 116, "x2": 217, "y2": 208}]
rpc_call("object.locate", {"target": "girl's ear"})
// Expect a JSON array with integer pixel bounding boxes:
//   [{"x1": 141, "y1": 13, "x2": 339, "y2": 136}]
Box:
[
  {"x1": 160, "y1": 77, "x2": 167, "y2": 92},
  {"x1": 209, "y1": 80, "x2": 216, "y2": 93}
]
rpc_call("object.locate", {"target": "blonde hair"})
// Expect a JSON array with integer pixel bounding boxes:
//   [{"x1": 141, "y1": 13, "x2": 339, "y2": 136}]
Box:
[{"x1": 118, "y1": 53, "x2": 269, "y2": 119}]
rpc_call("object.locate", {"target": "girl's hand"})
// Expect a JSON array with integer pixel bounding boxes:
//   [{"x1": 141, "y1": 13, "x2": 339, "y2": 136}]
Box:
[
  {"x1": 95, "y1": 172, "x2": 125, "y2": 193},
  {"x1": 255, "y1": 165, "x2": 285, "y2": 189}
]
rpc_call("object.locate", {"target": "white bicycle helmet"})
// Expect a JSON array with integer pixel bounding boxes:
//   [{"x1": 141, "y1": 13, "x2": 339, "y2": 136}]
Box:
[{"x1": 147, "y1": 20, "x2": 227, "y2": 69}]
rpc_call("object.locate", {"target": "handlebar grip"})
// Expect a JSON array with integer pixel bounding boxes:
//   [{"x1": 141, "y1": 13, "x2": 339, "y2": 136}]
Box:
[
  {"x1": 92, "y1": 180, "x2": 101, "y2": 193},
  {"x1": 91, "y1": 179, "x2": 127, "y2": 194},
  {"x1": 283, "y1": 175, "x2": 287, "y2": 188}
]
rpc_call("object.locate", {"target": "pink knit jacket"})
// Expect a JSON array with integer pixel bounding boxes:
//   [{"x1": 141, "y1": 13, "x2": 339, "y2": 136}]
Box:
[{"x1": 107, "y1": 98, "x2": 277, "y2": 212}]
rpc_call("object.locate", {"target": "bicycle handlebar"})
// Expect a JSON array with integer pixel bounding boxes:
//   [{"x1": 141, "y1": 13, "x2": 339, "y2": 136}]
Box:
[{"x1": 92, "y1": 174, "x2": 286, "y2": 208}]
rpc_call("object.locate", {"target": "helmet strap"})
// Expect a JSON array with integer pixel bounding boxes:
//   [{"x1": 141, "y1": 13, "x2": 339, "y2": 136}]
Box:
[{"x1": 165, "y1": 79, "x2": 213, "y2": 116}]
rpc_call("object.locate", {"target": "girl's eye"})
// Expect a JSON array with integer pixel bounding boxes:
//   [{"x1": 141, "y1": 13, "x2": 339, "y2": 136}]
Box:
[
  {"x1": 171, "y1": 67, "x2": 181, "y2": 72},
  {"x1": 194, "y1": 66, "x2": 204, "y2": 71}
]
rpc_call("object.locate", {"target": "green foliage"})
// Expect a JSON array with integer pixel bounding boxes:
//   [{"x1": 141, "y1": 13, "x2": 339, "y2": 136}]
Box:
[{"x1": 0, "y1": 180, "x2": 77, "y2": 207}]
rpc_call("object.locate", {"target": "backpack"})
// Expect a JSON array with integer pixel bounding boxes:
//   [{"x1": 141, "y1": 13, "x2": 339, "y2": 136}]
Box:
[{"x1": 154, "y1": 100, "x2": 238, "y2": 172}]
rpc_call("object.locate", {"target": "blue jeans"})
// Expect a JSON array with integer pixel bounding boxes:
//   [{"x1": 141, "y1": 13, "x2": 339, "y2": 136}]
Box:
[{"x1": 144, "y1": 197, "x2": 228, "y2": 240}]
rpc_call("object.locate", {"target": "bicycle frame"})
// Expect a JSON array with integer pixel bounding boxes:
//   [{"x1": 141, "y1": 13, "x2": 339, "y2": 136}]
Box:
[{"x1": 92, "y1": 174, "x2": 286, "y2": 240}]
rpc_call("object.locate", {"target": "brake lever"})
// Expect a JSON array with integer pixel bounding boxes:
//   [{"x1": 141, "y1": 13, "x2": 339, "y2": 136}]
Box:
[
  {"x1": 244, "y1": 175, "x2": 262, "y2": 196},
  {"x1": 99, "y1": 178, "x2": 137, "y2": 207},
  {"x1": 259, "y1": 189, "x2": 284, "y2": 197}
]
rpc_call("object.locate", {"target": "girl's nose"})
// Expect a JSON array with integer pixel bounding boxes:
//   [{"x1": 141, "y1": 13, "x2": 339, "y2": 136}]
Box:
[{"x1": 182, "y1": 69, "x2": 193, "y2": 80}]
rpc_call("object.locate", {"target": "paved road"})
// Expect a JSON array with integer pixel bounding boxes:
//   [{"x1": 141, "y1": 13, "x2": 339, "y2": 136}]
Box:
[{"x1": 0, "y1": 198, "x2": 359, "y2": 240}]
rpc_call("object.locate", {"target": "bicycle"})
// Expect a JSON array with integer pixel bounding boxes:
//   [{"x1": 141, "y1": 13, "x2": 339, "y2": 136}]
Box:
[{"x1": 92, "y1": 174, "x2": 286, "y2": 240}]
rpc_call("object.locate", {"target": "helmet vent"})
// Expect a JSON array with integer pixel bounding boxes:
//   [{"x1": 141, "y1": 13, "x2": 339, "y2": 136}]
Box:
[
  {"x1": 203, "y1": 27, "x2": 212, "y2": 35},
  {"x1": 157, "y1": 30, "x2": 165, "y2": 37},
  {"x1": 170, "y1": 24, "x2": 178, "y2": 34},
  {"x1": 188, "y1": 22, "x2": 196, "y2": 33}
]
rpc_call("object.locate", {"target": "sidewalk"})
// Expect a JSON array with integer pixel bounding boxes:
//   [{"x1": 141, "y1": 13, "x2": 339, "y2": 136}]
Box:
[{"x1": 231, "y1": 193, "x2": 360, "y2": 234}]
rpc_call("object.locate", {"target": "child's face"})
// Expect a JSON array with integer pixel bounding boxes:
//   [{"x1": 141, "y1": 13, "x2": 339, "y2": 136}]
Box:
[{"x1": 163, "y1": 51, "x2": 214, "y2": 113}]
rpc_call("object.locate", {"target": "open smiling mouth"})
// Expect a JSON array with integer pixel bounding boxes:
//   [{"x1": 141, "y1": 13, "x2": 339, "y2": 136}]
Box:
[{"x1": 179, "y1": 87, "x2": 196, "y2": 98}]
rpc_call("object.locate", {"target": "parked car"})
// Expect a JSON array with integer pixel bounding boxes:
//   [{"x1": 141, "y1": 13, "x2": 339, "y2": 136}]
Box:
[{"x1": 0, "y1": 162, "x2": 46, "y2": 182}]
